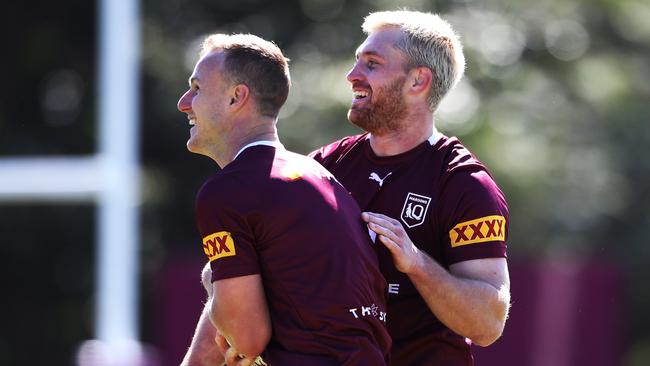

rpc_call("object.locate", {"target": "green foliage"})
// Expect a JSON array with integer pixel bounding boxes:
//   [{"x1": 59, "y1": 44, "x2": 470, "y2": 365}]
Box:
[
  {"x1": 3, "y1": 0, "x2": 650, "y2": 363},
  {"x1": 141, "y1": 0, "x2": 650, "y2": 359}
]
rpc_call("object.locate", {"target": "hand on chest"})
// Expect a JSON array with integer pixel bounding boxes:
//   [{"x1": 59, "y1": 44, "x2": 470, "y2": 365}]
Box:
[{"x1": 348, "y1": 168, "x2": 435, "y2": 230}]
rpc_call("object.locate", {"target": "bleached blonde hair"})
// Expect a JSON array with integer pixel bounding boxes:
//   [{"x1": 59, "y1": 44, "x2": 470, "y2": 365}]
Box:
[{"x1": 363, "y1": 10, "x2": 466, "y2": 112}]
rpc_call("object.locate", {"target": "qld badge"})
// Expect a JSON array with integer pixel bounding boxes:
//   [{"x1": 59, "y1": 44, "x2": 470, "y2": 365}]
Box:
[{"x1": 400, "y1": 192, "x2": 432, "y2": 228}]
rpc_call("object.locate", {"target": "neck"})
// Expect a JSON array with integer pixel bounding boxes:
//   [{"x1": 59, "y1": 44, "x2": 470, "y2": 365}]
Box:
[
  {"x1": 213, "y1": 116, "x2": 279, "y2": 167},
  {"x1": 368, "y1": 114, "x2": 434, "y2": 157}
]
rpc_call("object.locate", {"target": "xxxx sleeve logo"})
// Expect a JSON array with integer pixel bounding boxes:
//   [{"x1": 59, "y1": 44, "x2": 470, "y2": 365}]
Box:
[
  {"x1": 449, "y1": 215, "x2": 506, "y2": 247},
  {"x1": 203, "y1": 231, "x2": 236, "y2": 261}
]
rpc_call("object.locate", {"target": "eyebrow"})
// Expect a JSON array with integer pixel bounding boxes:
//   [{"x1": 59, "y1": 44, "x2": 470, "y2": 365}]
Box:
[
  {"x1": 188, "y1": 76, "x2": 199, "y2": 86},
  {"x1": 355, "y1": 50, "x2": 385, "y2": 61}
]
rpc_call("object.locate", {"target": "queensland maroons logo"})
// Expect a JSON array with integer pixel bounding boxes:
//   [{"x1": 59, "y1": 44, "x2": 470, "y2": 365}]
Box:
[{"x1": 400, "y1": 192, "x2": 432, "y2": 228}]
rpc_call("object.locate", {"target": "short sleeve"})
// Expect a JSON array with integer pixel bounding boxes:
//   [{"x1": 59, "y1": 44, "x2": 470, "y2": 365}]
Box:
[
  {"x1": 436, "y1": 168, "x2": 509, "y2": 265},
  {"x1": 195, "y1": 178, "x2": 260, "y2": 282}
]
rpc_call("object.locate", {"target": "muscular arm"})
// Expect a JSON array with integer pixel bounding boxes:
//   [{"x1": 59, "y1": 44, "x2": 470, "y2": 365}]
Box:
[
  {"x1": 210, "y1": 274, "x2": 272, "y2": 359},
  {"x1": 364, "y1": 212, "x2": 510, "y2": 346},
  {"x1": 409, "y1": 255, "x2": 510, "y2": 346}
]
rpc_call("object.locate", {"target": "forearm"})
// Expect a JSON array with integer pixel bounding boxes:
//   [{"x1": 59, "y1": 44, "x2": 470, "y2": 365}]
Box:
[
  {"x1": 181, "y1": 302, "x2": 225, "y2": 366},
  {"x1": 408, "y1": 252, "x2": 510, "y2": 346},
  {"x1": 362, "y1": 211, "x2": 510, "y2": 345},
  {"x1": 210, "y1": 275, "x2": 271, "y2": 359}
]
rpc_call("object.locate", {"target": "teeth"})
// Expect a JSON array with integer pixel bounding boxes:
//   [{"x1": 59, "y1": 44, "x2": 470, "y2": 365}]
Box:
[
  {"x1": 189, "y1": 118, "x2": 196, "y2": 126},
  {"x1": 353, "y1": 90, "x2": 369, "y2": 99}
]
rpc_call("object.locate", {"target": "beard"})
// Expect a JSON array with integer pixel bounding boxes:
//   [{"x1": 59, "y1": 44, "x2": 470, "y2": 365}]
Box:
[{"x1": 347, "y1": 75, "x2": 407, "y2": 135}]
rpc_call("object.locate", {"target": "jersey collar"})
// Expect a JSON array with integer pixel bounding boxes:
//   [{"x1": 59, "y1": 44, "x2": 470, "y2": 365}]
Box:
[
  {"x1": 427, "y1": 127, "x2": 442, "y2": 146},
  {"x1": 364, "y1": 127, "x2": 442, "y2": 146},
  {"x1": 234, "y1": 140, "x2": 285, "y2": 161}
]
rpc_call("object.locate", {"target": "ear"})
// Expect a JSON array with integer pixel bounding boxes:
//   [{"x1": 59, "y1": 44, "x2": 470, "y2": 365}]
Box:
[
  {"x1": 407, "y1": 67, "x2": 433, "y2": 95},
  {"x1": 228, "y1": 84, "x2": 250, "y2": 111}
]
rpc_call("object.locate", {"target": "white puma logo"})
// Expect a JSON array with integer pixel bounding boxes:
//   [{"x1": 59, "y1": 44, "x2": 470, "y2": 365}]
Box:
[{"x1": 369, "y1": 172, "x2": 392, "y2": 187}]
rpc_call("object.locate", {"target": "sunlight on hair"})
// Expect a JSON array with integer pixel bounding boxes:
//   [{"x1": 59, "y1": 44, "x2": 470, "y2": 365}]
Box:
[{"x1": 184, "y1": 35, "x2": 208, "y2": 72}]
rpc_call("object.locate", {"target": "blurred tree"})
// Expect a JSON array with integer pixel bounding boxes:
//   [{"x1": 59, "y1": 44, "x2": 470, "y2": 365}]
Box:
[
  {"x1": 0, "y1": 0, "x2": 96, "y2": 155},
  {"x1": 2, "y1": 0, "x2": 649, "y2": 364},
  {"x1": 141, "y1": 0, "x2": 650, "y2": 363}
]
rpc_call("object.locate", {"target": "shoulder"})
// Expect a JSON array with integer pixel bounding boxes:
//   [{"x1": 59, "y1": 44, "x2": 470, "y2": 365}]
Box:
[
  {"x1": 308, "y1": 133, "x2": 368, "y2": 165},
  {"x1": 196, "y1": 166, "x2": 261, "y2": 212},
  {"x1": 196, "y1": 173, "x2": 235, "y2": 210},
  {"x1": 434, "y1": 136, "x2": 507, "y2": 207},
  {"x1": 274, "y1": 149, "x2": 338, "y2": 184},
  {"x1": 435, "y1": 137, "x2": 497, "y2": 188},
  {"x1": 435, "y1": 136, "x2": 486, "y2": 174}
]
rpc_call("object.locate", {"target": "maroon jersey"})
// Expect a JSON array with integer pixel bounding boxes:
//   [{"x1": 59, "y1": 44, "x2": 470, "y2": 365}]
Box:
[
  {"x1": 311, "y1": 132, "x2": 509, "y2": 366},
  {"x1": 195, "y1": 143, "x2": 390, "y2": 366}
]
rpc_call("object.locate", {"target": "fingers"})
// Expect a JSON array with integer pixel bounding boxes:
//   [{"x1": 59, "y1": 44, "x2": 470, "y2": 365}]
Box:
[
  {"x1": 223, "y1": 345, "x2": 257, "y2": 366},
  {"x1": 224, "y1": 348, "x2": 240, "y2": 365},
  {"x1": 367, "y1": 221, "x2": 397, "y2": 243},
  {"x1": 234, "y1": 357, "x2": 254, "y2": 366},
  {"x1": 365, "y1": 217, "x2": 402, "y2": 254},
  {"x1": 225, "y1": 350, "x2": 255, "y2": 366},
  {"x1": 377, "y1": 232, "x2": 400, "y2": 253},
  {"x1": 214, "y1": 331, "x2": 230, "y2": 356},
  {"x1": 363, "y1": 212, "x2": 421, "y2": 274},
  {"x1": 363, "y1": 212, "x2": 402, "y2": 229},
  {"x1": 364, "y1": 212, "x2": 405, "y2": 243}
]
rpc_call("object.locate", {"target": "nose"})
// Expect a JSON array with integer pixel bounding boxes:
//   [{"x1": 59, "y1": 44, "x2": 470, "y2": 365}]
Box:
[
  {"x1": 346, "y1": 62, "x2": 362, "y2": 84},
  {"x1": 177, "y1": 90, "x2": 192, "y2": 113}
]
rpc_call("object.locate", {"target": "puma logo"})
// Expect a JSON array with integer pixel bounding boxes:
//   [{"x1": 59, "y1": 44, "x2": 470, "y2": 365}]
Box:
[{"x1": 369, "y1": 172, "x2": 392, "y2": 187}]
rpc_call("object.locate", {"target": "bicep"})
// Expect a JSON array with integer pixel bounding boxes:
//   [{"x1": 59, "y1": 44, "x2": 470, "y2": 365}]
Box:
[
  {"x1": 449, "y1": 258, "x2": 510, "y2": 292},
  {"x1": 211, "y1": 274, "x2": 271, "y2": 357}
]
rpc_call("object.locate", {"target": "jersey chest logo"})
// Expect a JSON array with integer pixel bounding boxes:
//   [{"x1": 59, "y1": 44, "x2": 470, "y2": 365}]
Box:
[
  {"x1": 368, "y1": 171, "x2": 392, "y2": 187},
  {"x1": 400, "y1": 192, "x2": 432, "y2": 228}
]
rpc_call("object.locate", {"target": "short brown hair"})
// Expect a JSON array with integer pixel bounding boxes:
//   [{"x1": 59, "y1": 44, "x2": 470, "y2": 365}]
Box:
[{"x1": 201, "y1": 34, "x2": 291, "y2": 118}]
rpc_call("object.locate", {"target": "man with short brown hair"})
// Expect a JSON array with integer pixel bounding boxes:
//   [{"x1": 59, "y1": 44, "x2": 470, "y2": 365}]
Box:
[{"x1": 178, "y1": 33, "x2": 390, "y2": 366}]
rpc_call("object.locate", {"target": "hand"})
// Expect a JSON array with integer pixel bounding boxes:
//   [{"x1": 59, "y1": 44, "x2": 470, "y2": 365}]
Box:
[
  {"x1": 215, "y1": 331, "x2": 261, "y2": 366},
  {"x1": 214, "y1": 330, "x2": 229, "y2": 361},
  {"x1": 224, "y1": 348, "x2": 255, "y2": 366},
  {"x1": 362, "y1": 211, "x2": 421, "y2": 274}
]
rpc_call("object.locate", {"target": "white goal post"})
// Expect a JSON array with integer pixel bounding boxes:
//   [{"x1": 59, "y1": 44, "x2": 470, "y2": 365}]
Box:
[{"x1": 0, "y1": 0, "x2": 142, "y2": 363}]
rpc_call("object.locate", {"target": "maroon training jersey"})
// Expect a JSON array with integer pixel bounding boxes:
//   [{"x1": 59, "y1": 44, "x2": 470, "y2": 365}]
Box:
[
  {"x1": 195, "y1": 143, "x2": 390, "y2": 366},
  {"x1": 311, "y1": 132, "x2": 509, "y2": 366}
]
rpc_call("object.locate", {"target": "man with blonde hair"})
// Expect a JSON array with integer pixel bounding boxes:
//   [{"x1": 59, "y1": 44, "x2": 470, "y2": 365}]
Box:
[
  {"x1": 311, "y1": 10, "x2": 511, "y2": 365},
  {"x1": 178, "y1": 33, "x2": 390, "y2": 366}
]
